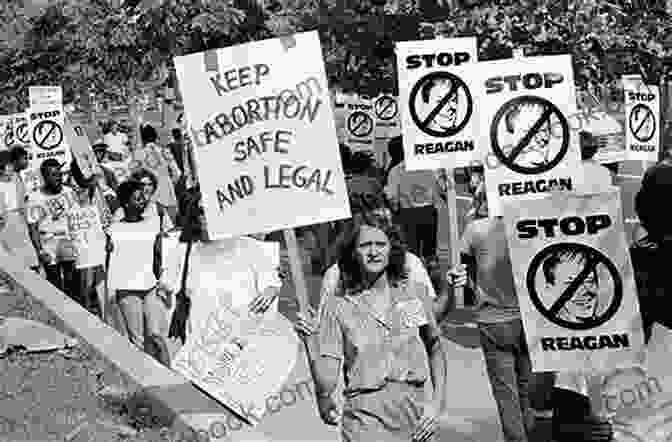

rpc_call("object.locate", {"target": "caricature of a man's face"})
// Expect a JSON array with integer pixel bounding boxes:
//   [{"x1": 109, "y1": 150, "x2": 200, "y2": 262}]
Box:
[
  {"x1": 506, "y1": 104, "x2": 552, "y2": 168},
  {"x1": 427, "y1": 79, "x2": 458, "y2": 130},
  {"x1": 547, "y1": 252, "x2": 599, "y2": 323}
]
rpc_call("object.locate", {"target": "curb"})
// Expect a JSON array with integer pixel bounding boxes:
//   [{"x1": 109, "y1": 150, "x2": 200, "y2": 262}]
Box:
[{"x1": 0, "y1": 248, "x2": 248, "y2": 442}]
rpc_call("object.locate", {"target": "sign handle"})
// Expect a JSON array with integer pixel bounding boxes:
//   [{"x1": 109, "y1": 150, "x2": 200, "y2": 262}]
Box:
[
  {"x1": 441, "y1": 169, "x2": 464, "y2": 308},
  {"x1": 282, "y1": 228, "x2": 310, "y2": 313}
]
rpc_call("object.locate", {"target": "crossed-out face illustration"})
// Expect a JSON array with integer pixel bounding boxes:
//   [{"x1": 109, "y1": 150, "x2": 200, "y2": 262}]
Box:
[
  {"x1": 420, "y1": 76, "x2": 460, "y2": 132},
  {"x1": 503, "y1": 102, "x2": 554, "y2": 170},
  {"x1": 529, "y1": 243, "x2": 621, "y2": 330}
]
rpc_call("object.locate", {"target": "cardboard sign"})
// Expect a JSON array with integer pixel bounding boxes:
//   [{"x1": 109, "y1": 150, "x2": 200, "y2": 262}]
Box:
[
  {"x1": 590, "y1": 323, "x2": 672, "y2": 442},
  {"x1": 396, "y1": 37, "x2": 480, "y2": 171},
  {"x1": 64, "y1": 115, "x2": 101, "y2": 179},
  {"x1": 172, "y1": 305, "x2": 300, "y2": 423},
  {"x1": 476, "y1": 55, "x2": 582, "y2": 215},
  {"x1": 66, "y1": 204, "x2": 106, "y2": 269},
  {"x1": 0, "y1": 115, "x2": 11, "y2": 151},
  {"x1": 623, "y1": 75, "x2": 660, "y2": 162},
  {"x1": 27, "y1": 86, "x2": 72, "y2": 172},
  {"x1": 503, "y1": 189, "x2": 644, "y2": 372},
  {"x1": 4, "y1": 113, "x2": 31, "y2": 150},
  {"x1": 373, "y1": 94, "x2": 400, "y2": 139},
  {"x1": 343, "y1": 95, "x2": 376, "y2": 150},
  {"x1": 174, "y1": 31, "x2": 350, "y2": 240}
]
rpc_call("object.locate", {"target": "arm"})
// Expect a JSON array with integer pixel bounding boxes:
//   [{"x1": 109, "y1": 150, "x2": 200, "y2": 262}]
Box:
[
  {"x1": 405, "y1": 253, "x2": 452, "y2": 322},
  {"x1": 419, "y1": 288, "x2": 447, "y2": 412},
  {"x1": 313, "y1": 298, "x2": 343, "y2": 425}
]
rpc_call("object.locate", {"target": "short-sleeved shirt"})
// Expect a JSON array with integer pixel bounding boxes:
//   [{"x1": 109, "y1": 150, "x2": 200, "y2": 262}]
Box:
[
  {"x1": 318, "y1": 278, "x2": 438, "y2": 396},
  {"x1": 26, "y1": 186, "x2": 80, "y2": 262},
  {"x1": 318, "y1": 251, "x2": 436, "y2": 319},
  {"x1": 460, "y1": 217, "x2": 520, "y2": 323}
]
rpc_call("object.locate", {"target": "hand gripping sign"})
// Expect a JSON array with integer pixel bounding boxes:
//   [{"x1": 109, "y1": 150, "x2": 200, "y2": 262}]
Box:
[
  {"x1": 502, "y1": 189, "x2": 644, "y2": 372},
  {"x1": 396, "y1": 37, "x2": 480, "y2": 171},
  {"x1": 475, "y1": 55, "x2": 582, "y2": 215},
  {"x1": 623, "y1": 75, "x2": 660, "y2": 162}
]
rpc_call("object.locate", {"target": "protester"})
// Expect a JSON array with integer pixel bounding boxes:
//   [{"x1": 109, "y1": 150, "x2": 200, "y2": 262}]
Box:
[
  {"x1": 384, "y1": 135, "x2": 404, "y2": 186},
  {"x1": 384, "y1": 136, "x2": 444, "y2": 261},
  {"x1": 172, "y1": 189, "x2": 282, "y2": 342},
  {"x1": 573, "y1": 130, "x2": 616, "y2": 193},
  {"x1": 446, "y1": 175, "x2": 535, "y2": 442},
  {"x1": 0, "y1": 151, "x2": 39, "y2": 271},
  {"x1": 306, "y1": 214, "x2": 446, "y2": 442},
  {"x1": 132, "y1": 124, "x2": 181, "y2": 226},
  {"x1": 26, "y1": 159, "x2": 80, "y2": 299},
  {"x1": 107, "y1": 180, "x2": 181, "y2": 363},
  {"x1": 345, "y1": 151, "x2": 384, "y2": 204},
  {"x1": 9, "y1": 145, "x2": 29, "y2": 175},
  {"x1": 102, "y1": 120, "x2": 130, "y2": 159},
  {"x1": 166, "y1": 128, "x2": 186, "y2": 174}
]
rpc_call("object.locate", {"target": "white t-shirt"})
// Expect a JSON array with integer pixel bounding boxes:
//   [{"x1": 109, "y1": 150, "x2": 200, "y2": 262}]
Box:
[
  {"x1": 573, "y1": 159, "x2": 615, "y2": 194},
  {"x1": 317, "y1": 251, "x2": 436, "y2": 318},
  {"x1": 107, "y1": 217, "x2": 182, "y2": 292},
  {"x1": 384, "y1": 162, "x2": 441, "y2": 209},
  {"x1": 26, "y1": 187, "x2": 80, "y2": 263},
  {"x1": 104, "y1": 132, "x2": 129, "y2": 158},
  {"x1": 186, "y1": 237, "x2": 282, "y2": 337}
]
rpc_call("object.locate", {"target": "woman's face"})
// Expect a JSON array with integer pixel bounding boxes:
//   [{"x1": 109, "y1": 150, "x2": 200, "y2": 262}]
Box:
[
  {"x1": 139, "y1": 177, "x2": 156, "y2": 200},
  {"x1": 125, "y1": 189, "x2": 148, "y2": 215},
  {"x1": 354, "y1": 225, "x2": 391, "y2": 277}
]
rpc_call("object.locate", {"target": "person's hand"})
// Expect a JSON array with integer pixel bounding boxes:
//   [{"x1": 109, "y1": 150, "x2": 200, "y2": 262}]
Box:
[
  {"x1": 412, "y1": 401, "x2": 439, "y2": 442},
  {"x1": 316, "y1": 394, "x2": 340, "y2": 426},
  {"x1": 294, "y1": 306, "x2": 318, "y2": 337},
  {"x1": 105, "y1": 238, "x2": 114, "y2": 254},
  {"x1": 38, "y1": 249, "x2": 53, "y2": 265},
  {"x1": 248, "y1": 286, "x2": 279, "y2": 314},
  {"x1": 446, "y1": 264, "x2": 467, "y2": 289},
  {"x1": 0, "y1": 214, "x2": 6, "y2": 231}
]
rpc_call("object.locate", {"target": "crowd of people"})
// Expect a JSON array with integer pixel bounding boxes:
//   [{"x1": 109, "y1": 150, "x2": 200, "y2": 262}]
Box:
[{"x1": 2, "y1": 110, "x2": 672, "y2": 442}]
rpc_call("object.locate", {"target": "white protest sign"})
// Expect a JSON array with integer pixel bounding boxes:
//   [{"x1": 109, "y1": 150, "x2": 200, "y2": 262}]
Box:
[
  {"x1": 174, "y1": 31, "x2": 350, "y2": 240},
  {"x1": 66, "y1": 204, "x2": 106, "y2": 269},
  {"x1": 396, "y1": 37, "x2": 479, "y2": 171},
  {"x1": 503, "y1": 189, "x2": 645, "y2": 372},
  {"x1": 343, "y1": 95, "x2": 376, "y2": 150},
  {"x1": 477, "y1": 55, "x2": 582, "y2": 215},
  {"x1": 4, "y1": 113, "x2": 31, "y2": 150},
  {"x1": 172, "y1": 305, "x2": 300, "y2": 423},
  {"x1": 623, "y1": 75, "x2": 660, "y2": 162},
  {"x1": 64, "y1": 115, "x2": 101, "y2": 179},
  {"x1": 0, "y1": 115, "x2": 11, "y2": 151},
  {"x1": 373, "y1": 94, "x2": 400, "y2": 138},
  {"x1": 27, "y1": 86, "x2": 72, "y2": 171},
  {"x1": 589, "y1": 323, "x2": 672, "y2": 442}
]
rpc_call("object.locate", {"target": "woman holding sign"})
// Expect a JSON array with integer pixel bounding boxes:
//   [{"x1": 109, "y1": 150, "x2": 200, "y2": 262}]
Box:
[{"x1": 314, "y1": 215, "x2": 446, "y2": 442}]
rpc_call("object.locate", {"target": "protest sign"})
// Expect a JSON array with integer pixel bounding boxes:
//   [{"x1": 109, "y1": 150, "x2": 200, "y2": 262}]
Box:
[
  {"x1": 0, "y1": 115, "x2": 10, "y2": 151},
  {"x1": 589, "y1": 323, "x2": 672, "y2": 442},
  {"x1": 27, "y1": 86, "x2": 72, "y2": 172},
  {"x1": 66, "y1": 204, "x2": 106, "y2": 269},
  {"x1": 373, "y1": 94, "x2": 400, "y2": 138},
  {"x1": 174, "y1": 31, "x2": 350, "y2": 240},
  {"x1": 503, "y1": 189, "x2": 644, "y2": 372},
  {"x1": 476, "y1": 55, "x2": 582, "y2": 215},
  {"x1": 4, "y1": 113, "x2": 31, "y2": 151},
  {"x1": 623, "y1": 75, "x2": 660, "y2": 162},
  {"x1": 172, "y1": 304, "x2": 300, "y2": 423},
  {"x1": 64, "y1": 115, "x2": 101, "y2": 179},
  {"x1": 396, "y1": 37, "x2": 480, "y2": 170},
  {"x1": 343, "y1": 95, "x2": 376, "y2": 150}
]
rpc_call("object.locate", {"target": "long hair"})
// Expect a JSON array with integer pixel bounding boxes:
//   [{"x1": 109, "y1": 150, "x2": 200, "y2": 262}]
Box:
[{"x1": 336, "y1": 214, "x2": 407, "y2": 293}]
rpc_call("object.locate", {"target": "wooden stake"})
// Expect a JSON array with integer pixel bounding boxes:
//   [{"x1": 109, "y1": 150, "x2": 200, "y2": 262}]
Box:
[
  {"x1": 282, "y1": 228, "x2": 309, "y2": 313},
  {"x1": 443, "y1": 169, "x2": 464, "y2": 308}
]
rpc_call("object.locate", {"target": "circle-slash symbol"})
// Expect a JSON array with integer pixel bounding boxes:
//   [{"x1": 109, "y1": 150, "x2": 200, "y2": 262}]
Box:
[
  {"x1": 409, "y1": 71, "x2": 473, "y2": 138},
  {"x1": 526, "y1": 242, "x2": 623, "y2": 331},
  {"x1": 629, "y1": 103, "x2": 656, "y2": 143},
  {"x1": 347, "y1": 111, "x2": 374, "y2": 138},
  {"x1": 16, "y1": 123, "x2": 29, "y2": 145},
  {"x1": 3, "y1": 131, "x2": 14, "y2": 148},
  {"x1": 374, "y1": 96, "x2": 398, "y2": 121},
  {"x1": 491, "y1": 95, "x2": 570, "y2": 175},
  {"x1": 32, "y1": 120, "x2": 63, "y2": 151}
]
